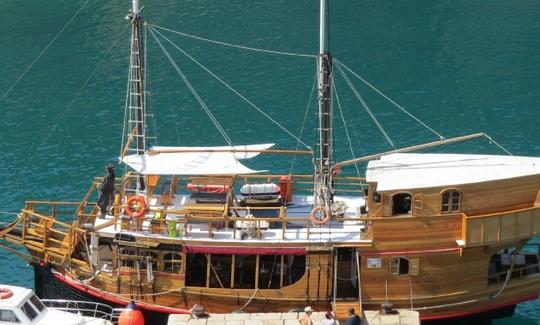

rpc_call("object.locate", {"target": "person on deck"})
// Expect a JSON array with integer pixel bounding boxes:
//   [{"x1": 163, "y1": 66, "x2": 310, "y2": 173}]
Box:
[
  {"x1": 320, "y1": 311, "x2": 339, "y2": 325},
  {"x1": 299, "y1": 306, "x2": 314, "y2": 325},
  {"x1": 97, "y1": 164, "x2": 115, "y2": 216},
  {"x1": 344, "y1": 307, "x2": 360, "y2": 325}
]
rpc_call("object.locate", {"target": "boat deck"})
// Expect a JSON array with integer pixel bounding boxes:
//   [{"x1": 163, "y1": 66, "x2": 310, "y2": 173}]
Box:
[{"x1": 94, "y1": 194, "x2": 370, "y2": 244}]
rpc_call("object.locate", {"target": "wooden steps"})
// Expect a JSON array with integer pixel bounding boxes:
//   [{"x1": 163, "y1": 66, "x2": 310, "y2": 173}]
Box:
[{"x1": 333, "y1": 300, "x2": 361, "y2": 320}]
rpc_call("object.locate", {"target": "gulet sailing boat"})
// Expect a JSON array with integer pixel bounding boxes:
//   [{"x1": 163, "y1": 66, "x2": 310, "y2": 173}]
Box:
[{"x1": 2, "y1": 1, "x2": 540, "y2": 324}]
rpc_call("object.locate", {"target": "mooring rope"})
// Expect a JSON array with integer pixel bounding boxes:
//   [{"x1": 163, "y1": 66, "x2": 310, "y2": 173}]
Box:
[{"x1": 0, "y1": 0, "x2": 91, "y2": 104}]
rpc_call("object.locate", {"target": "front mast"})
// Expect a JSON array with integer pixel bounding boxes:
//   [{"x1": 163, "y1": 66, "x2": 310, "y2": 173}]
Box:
[
  {"x1": 315, "y1": 0, "x2": 334, "y2": 210},
  {"x1": 128, "y1": 0, "x2": 145, "y2": 155},
  {"x1": 126, "y1": 0, "x2": 146, "y2": 189}
]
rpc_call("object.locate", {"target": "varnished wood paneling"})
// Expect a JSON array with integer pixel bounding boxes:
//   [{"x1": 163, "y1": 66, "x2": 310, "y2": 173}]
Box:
[{"x1": 371, "y1": 214, "x2": 462, "y2": 249}]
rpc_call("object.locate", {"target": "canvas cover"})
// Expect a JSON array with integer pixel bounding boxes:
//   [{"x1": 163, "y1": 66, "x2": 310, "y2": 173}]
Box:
[{"x1": 121, "y1": 143, "x2": 273, "y2": 175}]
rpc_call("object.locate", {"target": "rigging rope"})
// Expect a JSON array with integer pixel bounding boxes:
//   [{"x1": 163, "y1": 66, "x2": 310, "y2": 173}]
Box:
[
  {"x1": 334, "y1": 59, "x2": 445, "y2": 140},
  {"x1": 36, "y1": 27, "x2": 129, "y2": 158},
  {"x1": 150, "y1": 26, "x2": 312, "y2": 150},
  {"x1": 7, "y1": 26, "x2": 128, "y2": 190},
  {"x1": 483, "y1": 133, "x2": 513, "y2": 156},
  {"x1": 289, "y1": 74, "x2": 317, "y2": 173},
  {"x1": 0, "y1": 0, "x2": 91, "y2": 104},
  {"x1": 151, "y1": 24, "x2": 316, "y2": 59},
  {"x1": 0, "y1": 211, "x2": 18, "y2": 216},
  {"x1": 335, "y1": 63, "x2": 395, "y2": 148},
  {"x1": 120, "y1": 45, "x2": 133, "y2": 158},
  {"x1": 333, "y1": 82, "x2": 362, "y2": 180},
  {"x1": 148, "y1": 27, "x2": 233, "y2": 146}
]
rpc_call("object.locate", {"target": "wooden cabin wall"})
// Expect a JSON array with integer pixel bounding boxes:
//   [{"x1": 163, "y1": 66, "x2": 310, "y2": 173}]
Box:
[
  {"x1": 372, "y1": 174, "x2": 540, "y2": 218},
  {"x1": 370, "y1": 214, "x2": 462, "y2": 249},
  {"x1": 459, "y1": 175, "x2": 540, "y2": 215},
  {"x1": 360, "y1": 247, "x2": 493, "y2": 304}
]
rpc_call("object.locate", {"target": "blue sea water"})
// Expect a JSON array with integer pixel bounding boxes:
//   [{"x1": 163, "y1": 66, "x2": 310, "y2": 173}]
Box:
[{"x1": 1, "y1": 0, "x2": 539, "y2": 323}]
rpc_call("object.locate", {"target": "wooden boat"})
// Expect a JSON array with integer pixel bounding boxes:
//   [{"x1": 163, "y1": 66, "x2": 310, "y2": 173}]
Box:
[{"x1": 2, "y1": 0, "x2": 540, "y2": 324}]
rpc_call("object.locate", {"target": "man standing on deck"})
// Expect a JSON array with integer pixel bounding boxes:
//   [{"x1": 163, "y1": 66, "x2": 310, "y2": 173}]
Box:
[
  {"x1": 299, "y1": 306, "x2": 314, "y2": 325},
  {"x1": 97, "y1": 164, "x2": 115, "y2": 216},
  {"x1": 344, "y1": 307, "x2": 360, "y2": 325}
]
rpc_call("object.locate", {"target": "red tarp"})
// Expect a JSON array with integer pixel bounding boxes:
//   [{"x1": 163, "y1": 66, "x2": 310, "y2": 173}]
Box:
[{"x1": 182, "y1": 245, "x2": 306, "y2": 256}]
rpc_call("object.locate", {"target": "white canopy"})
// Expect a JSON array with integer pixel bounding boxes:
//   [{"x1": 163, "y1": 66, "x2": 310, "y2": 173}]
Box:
[
  {"x1": 121, "y1": 143, "x2": 273, "y2": 175},
  {"x1": 366, "y1": 153, "x2": 540, "y2": 191}
]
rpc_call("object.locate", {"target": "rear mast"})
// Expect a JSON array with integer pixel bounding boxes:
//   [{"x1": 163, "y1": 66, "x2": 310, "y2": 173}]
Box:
[{"x1": 314, "y1": 0, "x2": 334, "y2": 210}]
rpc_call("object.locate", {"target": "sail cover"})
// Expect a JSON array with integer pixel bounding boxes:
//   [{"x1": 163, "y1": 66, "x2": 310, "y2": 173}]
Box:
[
  {"x1": 367, "y1": 153, "x2": 540, "y2": 191},
  {"x1": 121, "y1": 143, "x2": 274, "y2": 175}
]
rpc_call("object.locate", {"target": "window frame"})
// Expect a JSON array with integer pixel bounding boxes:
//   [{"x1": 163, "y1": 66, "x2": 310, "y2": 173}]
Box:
[
  {"x1": 440, "y1": 189, "x2": 462, "y2": 214},
  {"x1": 388, "y1": 257, "x2": 410, "y2": 275}
]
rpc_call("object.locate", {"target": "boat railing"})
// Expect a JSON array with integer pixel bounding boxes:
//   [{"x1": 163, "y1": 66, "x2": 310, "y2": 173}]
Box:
[
  {"x1": 461, "y1": 205, "x2": 540, "y2": 247},
  {"x1": 41, "y1": 299, "x2": 114, "y2": 320},
  {"x1": 115, "y1": 204, "x2": 368, "y2": 240},
  {"x1": 14, "y1": 204, "x2": 86, "y2": 257},
  {"x1": 487, "y1": 261, "x2": 540, "y2": 285},
  {"x1": 11, "y1": 174, "x2": 368, "y2": 243},
  {"x1": 116, "y1": 173, "x2": 367, "y2": 199},
  {"x1": 236, "y1": 174, "x2": 367, "y2": 195}
]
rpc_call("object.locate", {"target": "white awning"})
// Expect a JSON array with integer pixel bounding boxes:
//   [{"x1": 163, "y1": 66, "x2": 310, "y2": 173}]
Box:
[
  {"x1": 366, "y1": 153, "x2": 540, "y2": 191},
  {"x1": 121, "y1": 144, "x2": 273, "y2": 175}
]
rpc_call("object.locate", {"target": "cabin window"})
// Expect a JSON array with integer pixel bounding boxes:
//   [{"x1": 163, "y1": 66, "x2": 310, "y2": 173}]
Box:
[
  {"x1": 163, "y1": 252, "x2": 182, "y2": 273},
  {"x1": 392, "y1": 193, "x2": 411, "y2": 215},
  {"x1": 209, "y1": 254, "x2": 232, "y2": 288},
  {"x1": 29, "y1": 295, "x2": 45, "y2": 312},
  {"x1": 388, "y1": 257, "x2": 420, "y2": 276},
  {"x1": 21, "y1": 302, "x2": 37, "y2": 320},
  {"x1": 259, "y1": 255, "x2": 281, "y2": 289},
  {"x1": 185, "y1": 253, "x2": 207, "y2": 286},
  {"x1": 0, "y1": 310, "x2": 18, "y2": 322},
  {"x1": 141, "y1": 251, "x2": 158, "y2": 270},
  {"x1": 389, "y1": 257, "x2": 409, "y2": 275},
  {"x1": 235, "y1": 255, "x2": 257, "y2": 289},
  {"x1": 441, "y1": 190, "x2": 461, "y2": 213},
  {"x1": 185, "y1": 253, "x2": 306, "y2": 289},
  {"x1": 117, "y1": 247, "x2": 136, "y2": 267}
]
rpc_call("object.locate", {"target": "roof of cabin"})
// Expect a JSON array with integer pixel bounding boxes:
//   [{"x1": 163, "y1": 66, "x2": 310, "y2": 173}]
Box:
[
  {"x1": 0, "y1": 285, "x2": 32, "y2": 308},
  {"x1": 366, "y1": 153, "x2": 540, "y2": 192}
]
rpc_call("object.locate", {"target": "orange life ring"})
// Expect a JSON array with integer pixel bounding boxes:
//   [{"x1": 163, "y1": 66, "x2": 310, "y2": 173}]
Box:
[
  {"x1": 125, "y1": 196, "x2": 147, "y2": 218},
  {"x1": 310, "y1": 206, "x2": 330, "y2": 225},
  {"x1": 0, "y1": 287, "x2": 13, "y2": 299}
]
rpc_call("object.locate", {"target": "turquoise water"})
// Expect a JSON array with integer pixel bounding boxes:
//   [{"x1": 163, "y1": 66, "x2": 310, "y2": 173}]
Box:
[{"x1": 1, "y1": 0, "x2": 540, "y2": 323}]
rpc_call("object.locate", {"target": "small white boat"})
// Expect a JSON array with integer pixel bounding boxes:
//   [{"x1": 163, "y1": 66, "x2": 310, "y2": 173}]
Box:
[{"x1": 0, "y1": 285, "x2": 112, "y2": 325}]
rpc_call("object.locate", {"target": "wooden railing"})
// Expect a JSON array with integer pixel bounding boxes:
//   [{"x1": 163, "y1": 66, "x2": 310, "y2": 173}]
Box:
[
  {"x1": 488, "y1": 262, "x2": 540, "y2": 285},
  {"x1": 461, "y1": 206, "x2": 540, "y2": 247},
  {"x1": 7, "y1": 173, "x2": 368, "y2": 246},
  {"x1": 115, "y1": 204, "x2": 368, "y2": 240}
]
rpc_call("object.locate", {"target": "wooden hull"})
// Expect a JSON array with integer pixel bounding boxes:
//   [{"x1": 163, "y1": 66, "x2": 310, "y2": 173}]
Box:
[{"x1": 5, "y1": 172, "x2": 540, "y2": 324}]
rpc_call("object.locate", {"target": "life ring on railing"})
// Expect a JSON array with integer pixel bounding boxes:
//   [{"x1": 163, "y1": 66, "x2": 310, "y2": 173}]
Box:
[
  {"x1": 310, "y1": 206, "x2": 330, "y2": 225},
  {"x1": 125, "y1": 196, "x2": 147, "y2": 218},
  {"x1": 0, "y1": 287, "x2": 13, "y2": 299}
]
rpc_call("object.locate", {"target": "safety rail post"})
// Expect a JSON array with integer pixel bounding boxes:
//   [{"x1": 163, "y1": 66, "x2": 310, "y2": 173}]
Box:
[
  {"x1": 307, "y1": 216, "x2": 311, "y2": 240},
  {"x1": 21, "y1": 212, "x2": 27, "y2": 242},
  {"x1": 280, "y1": 206, "x2": 286, "y2": 240}
]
